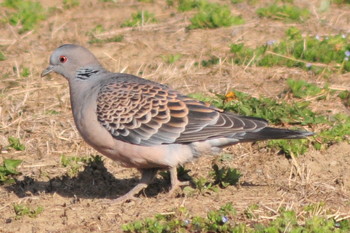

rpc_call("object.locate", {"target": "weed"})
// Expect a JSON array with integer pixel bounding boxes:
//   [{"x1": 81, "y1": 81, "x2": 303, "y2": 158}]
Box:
[
  {"x1": 90, "y1": 24, "x2": 105, "y2": 34},
  {"x1": 0, "y1": 51, "x2": 6, "y2": 61},
  {"x1": 121, "y1": 10, "x2": 157, "y2": 27},
  {"x1": 21, "y1": 67, "x2": 30, "y2": 77},
  {"x1": 0, "y1": 159, "x2": 22, "y2": 184},
  {"x1": 2, "y1": 0, "x2": 46, "y2": 33},
  {"x1": 88, "y1": 35, "x2": 124, "y2": 44},
  {"x1": 211, "y1": 164, "x2": 241, "y2": 188},
  {"x1": 192, "y1": 176, "x2": 218, "y2": 193},
  {"x1": 161, "y1": 54, "x2": 182, "y2": 64},
  {"x1": 230, "y1": 27, "x2": 350, "y2": 74},
  {"x1": 338, "y1": 90, "x2": 350, "y2": 107},
  {"x1": 63, "y1": 0, "x2": 79, "y2": 9},
  {"x1": 60, "y1": 155, "x2": 101, "y2": 177},
  {"x1": 257, "y1": 4, "x2": 310, "y2": 22},
  {"x1": 8, "y1": 136, "x2": 25, "y2": 151},
  {"x1": 45, "y1": 109, "x2": 60, "y2": 115},
  {"x1": 100, "y1": 0, "x2": 117, "y2": 2},
  {"x1": 177, "y1": 0, "x2": 205, "y2": 12},
  {"x1": 159, "y1": 166, "x2": 192, "y2": 183},
  {"x1": 332, "y1": 0, "x2": 350, "y2": 4},
  {"x1": 193, "y1": 91, "x2": 326, "y2": 125},
  {"x1": 13, "y1": 204, "x2": 43, "y2": 219},
  {"x1": 244, "y1": 204, "x2": 259, "y2": 219},
  {"x1": 122, "y1": 203, "x2": 237, "y2": 232},
  {"x1": 196, "y1": 56, "x2": 220, "y2": 67},
  {"x1": 231, "y1": 0, "x2": 259, "y2": 4},
  {"x1": 189, "y1": 2, "x2": 244, "y2": 29},
  {"x1": 190, "y1": 89, "x2": 350, "y2": 156},
  {"x1": 287, "y1": 79, "x2": 328, "y2": 99},
  {"x1": 137, "y1": 0, "x2": 154, "y2": 2},
  {"x1": 268, "y1": 137, "x2": 310, "y2": 157},
  {"x1": 314, "y1": 114, "x2": 350, "y2": 150},
  {"x1": 122, "y1": 203, "x2": 350, "y2": 232}
]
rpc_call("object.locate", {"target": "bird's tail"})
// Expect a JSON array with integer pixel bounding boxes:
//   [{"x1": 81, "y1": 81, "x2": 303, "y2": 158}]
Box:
[{"x1": 239, "y1": 127, "x2": 314, "y2": 142}]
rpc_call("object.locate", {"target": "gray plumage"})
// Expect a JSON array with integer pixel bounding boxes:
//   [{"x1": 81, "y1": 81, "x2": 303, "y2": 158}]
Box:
[{"x1": 42, "y1": 44, "x2": 314, "y2": 201}]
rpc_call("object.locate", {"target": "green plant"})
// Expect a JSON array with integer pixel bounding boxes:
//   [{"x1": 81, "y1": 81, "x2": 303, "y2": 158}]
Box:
[
  {"x1": 0, "y1": 159, "x2": 22, "y2": 184},
  {"x1": 256, "y1": 4, "x2": 310, "y2": 22},
  {"x1": 338, "y1": 90, "x2": 350, "y2": 108},
  {"x1": 211, "y1": 164, "x2": 241, "y2": 188},
  {"x1": 63, "y1": 0, "x2": 79, "y2": 9},
  {"x1": 121, "y1": 10, "x2": 157, "y2": 27},
  {"x1": 332, "y1": 0, "x2": 350, "y2": 4},
  {"x1": 45, "y1": 109, "x2": 60, "y2": 115},
  {"x1": 122, "y1": 203, "x2": 350, "y2": 232},
  {"x1": 21, "y1": 67, "x2": 30, "y2": 77},
  {"x1": 8, "y1": 136, "x2": 25, "y2": 151},
  {"x1": 13, "y1": 204, "x2": 43, "y2": 219},
  {"x1": 200, "y1": 56, "x2": 220, "y2": 67},
  {"x1": 88, "y1": 35, "x2": 124, "y2": 44},
  {"x1": 0, "y1": 51, "x2": 6, "y2": 61},
  {"x1": 177, "y1": 0, "x2": 205, "y2": 11},
  {"x1": 161, "y1": 54, "x2": 182, "y2": 64},
  {"x1": 159, "y1": 166, "x2": 192, "y2": 183},
  {"x1": 230, "y1": 28, "x2": 350, "y2": 74},
  {"x1": 287, "y1": 79, "x2": 327, "y2": 99},
  {"x1": 2, "y1": 0, "x2": 46, "y2": 33},
  {"x1": 189, "y1": 2, "x2": 244, "y2": 29},
  {"x1": 122, "y1": 203, "x2": 237, "y2": 232},
  {"x1": 190, "y1": 88, "x2": 350, "y2": 156},
  {"x1": 60, "y1": 155, "x2": 102, "y2": 177}
]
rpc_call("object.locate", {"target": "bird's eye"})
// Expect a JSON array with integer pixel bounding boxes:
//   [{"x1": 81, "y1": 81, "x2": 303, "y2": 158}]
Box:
[{"x1": 59, "y1": 55, "x2": 68, "y2": 63}]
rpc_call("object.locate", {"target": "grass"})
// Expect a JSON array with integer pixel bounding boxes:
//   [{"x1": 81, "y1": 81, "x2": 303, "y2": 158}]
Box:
[
  {"x1": 230, "y1": 27, "x2": 350, "y2": 74},
  {"x1": 161, "y1": 54, "x2": 182, "y2": 64},
  {"x1": 338, "y1": 90, "x2": 350, "y2": 108},
  {"x1": 88, "y1": 35, "x2": 124, "y2": 44},
  {"x1": 189, "y1": 1, "x2": 244, "y2": 29},
  {"x1": 0, "y1": 159, "x2": 22, "y2": 184},
  {"x1": 2, "y1": 0, "x2": 46, "y2": 33},
  {"x1": 211, "y1": 164, "x2": 241, "y2": 188},
  {"x1": 8, "y1": 137, "x2": 25, "y2": 151},
  {"x1": 121, "y1": 10, "x2": 157, "y2": 27},
  {"x1": 286, "y1": 79, "x2": 327, "y2": 99},
  {"x1": 195, "y1": 56, "x2": 220, "y2": 67},
  {"x1": 256, "y1": 3, "x2": 310, "y2": 22},
  {"x1": 63, "y1": 0, "x2": 80, "y2": 9},
  {"x1": 60, "y1": 155, "x2": 102, "y2": 177},
  {"x1": 0, "y1": 51, "x2": 6, "y2": 61},
  {"x1": 122, "y1": 203, "x2": 350, "y2": 232},
  {"x1": 13, "y1": 204, "x2": 43, "y2": 219},
  {"x1": 190, "y1": 86, "x2": 350, "y2": 156},
  {"x1": 170, "y1": 0, "x2": 244, "y2": 28}
]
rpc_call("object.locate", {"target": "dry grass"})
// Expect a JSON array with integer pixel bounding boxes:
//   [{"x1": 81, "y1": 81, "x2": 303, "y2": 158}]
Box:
[{"x1": 0, "y1": 0, "x2": 350, "y2": 232}]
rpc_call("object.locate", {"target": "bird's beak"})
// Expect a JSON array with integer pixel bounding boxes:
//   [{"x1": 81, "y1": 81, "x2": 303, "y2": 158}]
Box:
[{"x1": 41, "y1": 65, "x2": 54, "y2": 77}]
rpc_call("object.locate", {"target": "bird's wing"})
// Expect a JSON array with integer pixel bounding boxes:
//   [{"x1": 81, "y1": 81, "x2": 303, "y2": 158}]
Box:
[{"x1": 96, "y1": 79, "x2": 268, "y2": 146}]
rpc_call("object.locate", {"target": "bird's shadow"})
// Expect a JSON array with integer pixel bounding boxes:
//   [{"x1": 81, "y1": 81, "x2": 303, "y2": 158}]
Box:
[{"x1": 5, "y1": 159, "x2": 167, "y2": 200}]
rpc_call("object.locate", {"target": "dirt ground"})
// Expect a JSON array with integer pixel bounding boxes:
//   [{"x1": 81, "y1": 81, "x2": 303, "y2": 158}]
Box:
[{"x1": 0, "y1": 0, "x2": 350, "y2": 232}]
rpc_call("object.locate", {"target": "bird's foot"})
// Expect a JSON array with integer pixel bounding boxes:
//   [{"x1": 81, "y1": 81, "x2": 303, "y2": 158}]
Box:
[
  {"x1": 101, "y1": 168, "x2": 158, "y2": 204},
  {"x1": 168, "y1": 167, "x2": 191, "y2": 196},
  {"x1": 168, "y1": 180, "x2": 190, "y2": 196}
]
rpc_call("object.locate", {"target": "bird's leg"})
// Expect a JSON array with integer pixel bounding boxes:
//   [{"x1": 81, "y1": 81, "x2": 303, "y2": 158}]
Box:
[
  {"x1": 168, "y1": 167, "x2": 190, "y2": 195},
  {"x1": 114, "y1": 168, "x2": 158, "y2": 203}
]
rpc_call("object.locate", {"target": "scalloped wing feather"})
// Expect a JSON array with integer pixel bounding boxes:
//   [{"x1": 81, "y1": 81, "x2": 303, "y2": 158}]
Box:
[{"x1": 96, "y1": 79, "x2": 268, "y2": 146}]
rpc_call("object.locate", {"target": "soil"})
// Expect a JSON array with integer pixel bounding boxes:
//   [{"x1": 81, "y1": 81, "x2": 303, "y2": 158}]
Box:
[{"x1": 0, "y1": 0, "x2": 350, "y2": 232}]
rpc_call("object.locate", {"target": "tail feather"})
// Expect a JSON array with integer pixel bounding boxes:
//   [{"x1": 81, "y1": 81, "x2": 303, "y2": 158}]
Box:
[{"x1": 238, "y1": 127, "x2": 314, "y2": 142}]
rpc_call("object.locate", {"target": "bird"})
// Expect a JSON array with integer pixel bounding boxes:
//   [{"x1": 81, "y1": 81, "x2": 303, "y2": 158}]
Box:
[{"x1": 42, "y1": 44, "x2": 314, "y2": 202}]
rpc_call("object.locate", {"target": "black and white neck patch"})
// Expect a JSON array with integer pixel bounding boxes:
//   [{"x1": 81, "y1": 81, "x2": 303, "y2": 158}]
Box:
[{"x1": 76, "y1": 68, "x2": 99, "y2": 80}]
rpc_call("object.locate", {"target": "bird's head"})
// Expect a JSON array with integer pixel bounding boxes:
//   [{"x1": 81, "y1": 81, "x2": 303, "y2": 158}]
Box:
[{"x1": 41, "y1": 44, "x2": 102, "y2": 80}]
